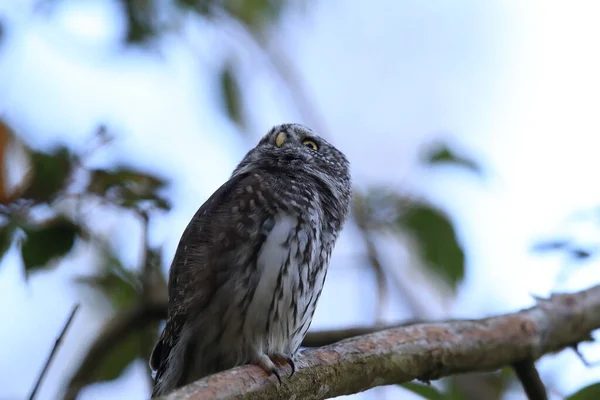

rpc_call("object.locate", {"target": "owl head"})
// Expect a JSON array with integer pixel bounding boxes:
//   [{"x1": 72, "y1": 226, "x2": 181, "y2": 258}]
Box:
[{"x1": 232, "y1": 123, "x2": 351, "y2": 205}]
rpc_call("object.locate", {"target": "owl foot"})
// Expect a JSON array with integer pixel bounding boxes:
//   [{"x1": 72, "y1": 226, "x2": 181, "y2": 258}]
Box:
[
  {"x1": 270, "y1": 354, "x2": 295, "y2": 377},
  {"x1": 256, "y1": 353, "x2": 295, "y2": 384},
  {"x1": 256, "y1": 353, "x2": 281, "y2": 384}
]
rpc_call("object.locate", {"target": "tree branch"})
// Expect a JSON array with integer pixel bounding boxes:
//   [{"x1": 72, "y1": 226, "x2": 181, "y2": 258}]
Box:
[
  {"x1": 301, "y1": 320, "x2": 423, "y2": 348},
  {"x1": 512, "y1": 359, "x2": 548, "y2": 400},
  {"x1": 156, "y1": 284, "x2": 600, "y2": 400}
]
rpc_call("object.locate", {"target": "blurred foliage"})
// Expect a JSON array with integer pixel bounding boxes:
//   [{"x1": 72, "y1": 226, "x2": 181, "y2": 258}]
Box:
[
  {"x1": 113, "y1": 0, "x2": 295, "y2": 127},
  {"x1": 401, "y1": 382, "x2": 447, "y2": 399},
  {"x1": 21, "y1": 146, "x2": 72, "y2": 202},
  {"x1": 0, "y1": 118, "x2": 169, "y2": 394},
  {"x1": 0, "y1": 125, "x2": 84, "y2": 275},
  {"x1": 222, "y1": 0, "x2": 285, "y2": 31},
  {"x1": 0, "y1": 121, "x2": 8, "y2": 199},
  {"x1": 422, "y1": 142, "x2": 482, "y2": 176},
  {"x1": 95, "y1": 325, "x2": 156, "y2": 382},
  {"x1": 0, "y1": 121, "x2": 169, "y2": 275},
  {"x1": 399, "y1": 203, "x2": 465, "y2": 288},
  {"x1": 87, "y1": 166, "x2": 170, "y2": 211},
  {"x1": 119, "y1": 0, "x2": 289, "y2": 46},
  {"x1": 0, "y1": 223, "x2": 12, "y2": 256},
  {"x1": 355, "y1": 142, "x2": 485, "y2": 291},
  {"x1": 21, "y1": 216, "x2": 80, "y2": 273},
  {"x1": 400, "y1": 365, "x2": 513, "y2": 399},
  {"x1": 122, "y1": 0, "x2": 157, "y2": 44},
  {"x1": 358, "y1": 188, "x2": 465, "y2": 291},
  {"x1": 76, "y1": 251, "x2": 141, "y2": 310},
  {"x1": 567, "y1": 382, "x2": 600, "y2": 400},
  {"x1": 219, "y1": 62, "x2": 245, "y2": 128},
  {"x1": 447, "y1": 369, "x2": 514, "y2": 400}
]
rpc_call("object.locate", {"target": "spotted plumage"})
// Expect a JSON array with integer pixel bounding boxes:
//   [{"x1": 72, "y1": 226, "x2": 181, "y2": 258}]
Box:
[{"x1": 149, "y1": 123, "x2": 352, "y2": 397}]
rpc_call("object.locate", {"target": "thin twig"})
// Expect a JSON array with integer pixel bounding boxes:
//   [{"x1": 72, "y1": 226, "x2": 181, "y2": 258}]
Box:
[
  {"x1": 29, "y1": 303, "x2": 80, "y2": 400},
  {"x1": 139, "y1": 210, "x2": 151, "y2": 294},
  {"x1": 571, "y1": 343, "x2": 600, "y2": 367}
]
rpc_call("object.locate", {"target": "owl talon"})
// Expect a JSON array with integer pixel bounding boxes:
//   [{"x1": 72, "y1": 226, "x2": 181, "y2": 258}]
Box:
[
  {"x1": 256, "y1": 353, "x2": 283, "y2": 384},
  {"x1": 286, "y1": 357, "x2": 295, "y2": 377},
  {"x1": 269, "y1": 353, "x2": 295, "y2": 378},
  {"x1": 271, "y1": 368, "x2": 282, "y2": 384}
]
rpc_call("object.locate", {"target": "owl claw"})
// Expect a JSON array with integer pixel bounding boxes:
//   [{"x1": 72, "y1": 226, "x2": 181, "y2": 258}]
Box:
[
  {"x1": 286, "y1": 357, "x2": 295, "y2": 377},
  {"x1": 271, "y1": 367, "x2": 282, "y2": 384},
  {"x1": 270, "y1": 353, "x2": 295, "y2": 378},
  {"x1": 256, "y1": 353, "x2": 282, "y2": 384},
  {"x1": 257, "y1": 353, "x2": 294, "y2": 384}
]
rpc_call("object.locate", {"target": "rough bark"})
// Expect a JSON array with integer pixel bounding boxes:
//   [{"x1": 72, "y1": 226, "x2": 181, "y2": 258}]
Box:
[{"x1": 157, "y1": 284, "x2": 600, "y2": 400}]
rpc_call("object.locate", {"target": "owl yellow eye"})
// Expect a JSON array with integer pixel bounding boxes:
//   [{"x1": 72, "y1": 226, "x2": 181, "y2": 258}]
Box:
[
  {"x1": 275, "y1": 132, "x2": 287, "y2": 147},
  {"x1": 302, "y1": 139, "x2": 318, "y2": 151}
]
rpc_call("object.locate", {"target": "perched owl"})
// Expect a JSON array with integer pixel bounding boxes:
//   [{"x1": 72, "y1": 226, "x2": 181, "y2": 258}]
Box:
[{"x1": 149, "y1": 123, "x2": 352, "y2": 397}]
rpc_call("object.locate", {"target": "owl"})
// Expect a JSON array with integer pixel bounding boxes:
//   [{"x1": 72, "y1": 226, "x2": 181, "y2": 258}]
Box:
[{"x1": 149, "y1": 123, "x2": 352, "y2": 397}]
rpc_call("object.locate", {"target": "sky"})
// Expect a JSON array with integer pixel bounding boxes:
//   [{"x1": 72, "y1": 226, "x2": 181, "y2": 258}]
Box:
[{"x1": 1, "y1": 0, "x2": 600, "y2": 399}]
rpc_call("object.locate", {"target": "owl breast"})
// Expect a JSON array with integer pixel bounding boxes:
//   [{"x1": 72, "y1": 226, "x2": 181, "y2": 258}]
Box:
[{"x1": 241, "y1": 211, "x2": 326, "y2": 357}]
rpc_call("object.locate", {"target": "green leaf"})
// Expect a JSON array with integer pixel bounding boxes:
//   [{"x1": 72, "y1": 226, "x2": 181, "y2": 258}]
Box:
[
  {"x1": 123, "y1": 0, "x2": 156, "y2": 44},
  {"x1": 401, "y1": 382, "x2": 446, "y2": 400},
  {"x1": 398, "y1": 203, "x2": 465, "y2": 289},
  {"x1": 422, "y1": 143, "x2": 481, "y2": 175},
  {"x1": 223, "y1": 0, "x2": 284, "y2": 31},
  {"x1": 78, "y1": 272, "x2": 139, "y2": 311},
  {"x1": 0, "y1": 223, "x2": 14, "y2": 260},
  {"x1": 176, "y1": 0, "x2": 210, "y2": 14},
  {"x1": 21, "y1": 217, "x2": 79, "y2": 273},
  {"x1": 0, "y1": 119, "x2": 13, "y2": 204},
  {"x1": 358, "y1": 189, "x2": 465, "y2": 289},
  {"x1": 93, "y1": 328, "x2": 151, "y2": 382},
  {"x1": 220, "y1": 64, "x2": 244, "y2": 127},
  {"x1": 447, "y1": 369, "x2": 512, "y2": 400},
  {"x1": 22, "y1": 147, "x2": 72, "y2": 203},
  {"x1": 87, "y1": 167, "x2": 165, "y2": 195},
  {"x1": 87, "y1": 167, "x2": 170, "y2": 211},
  {"x1": 74, "y1": 247, "x2": 151, "y2": 382},
  {"x1": 567, "y1": 383, "x2": 600, "y2": 400},
  {"x1": 77, "y1": 254, "x2": 140, "y2": 310}
]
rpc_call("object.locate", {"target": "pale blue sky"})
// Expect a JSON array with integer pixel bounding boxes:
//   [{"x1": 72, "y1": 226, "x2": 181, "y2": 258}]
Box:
[{"x1": 1, "y1": 1, "x2": 600, "y2": 399}]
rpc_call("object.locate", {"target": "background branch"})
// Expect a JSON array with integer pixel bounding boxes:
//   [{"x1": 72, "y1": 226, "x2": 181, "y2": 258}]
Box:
[
  {"x1": 29, "y1": 304, "x2": 80, "y2": 400},
  {"x1": 156, "y1": 284, "x2": 600, "y2": 400}
]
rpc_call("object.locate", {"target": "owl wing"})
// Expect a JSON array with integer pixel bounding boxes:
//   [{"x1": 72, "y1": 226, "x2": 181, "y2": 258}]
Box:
[{"x1": 150, "y1": 171, "x2": 280, "y2": 390}]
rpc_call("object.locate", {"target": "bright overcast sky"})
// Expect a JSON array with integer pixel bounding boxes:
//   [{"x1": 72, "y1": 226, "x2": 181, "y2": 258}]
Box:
[{"x1": 1, "y1": 1, "x2": 600, "y2": 399}]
